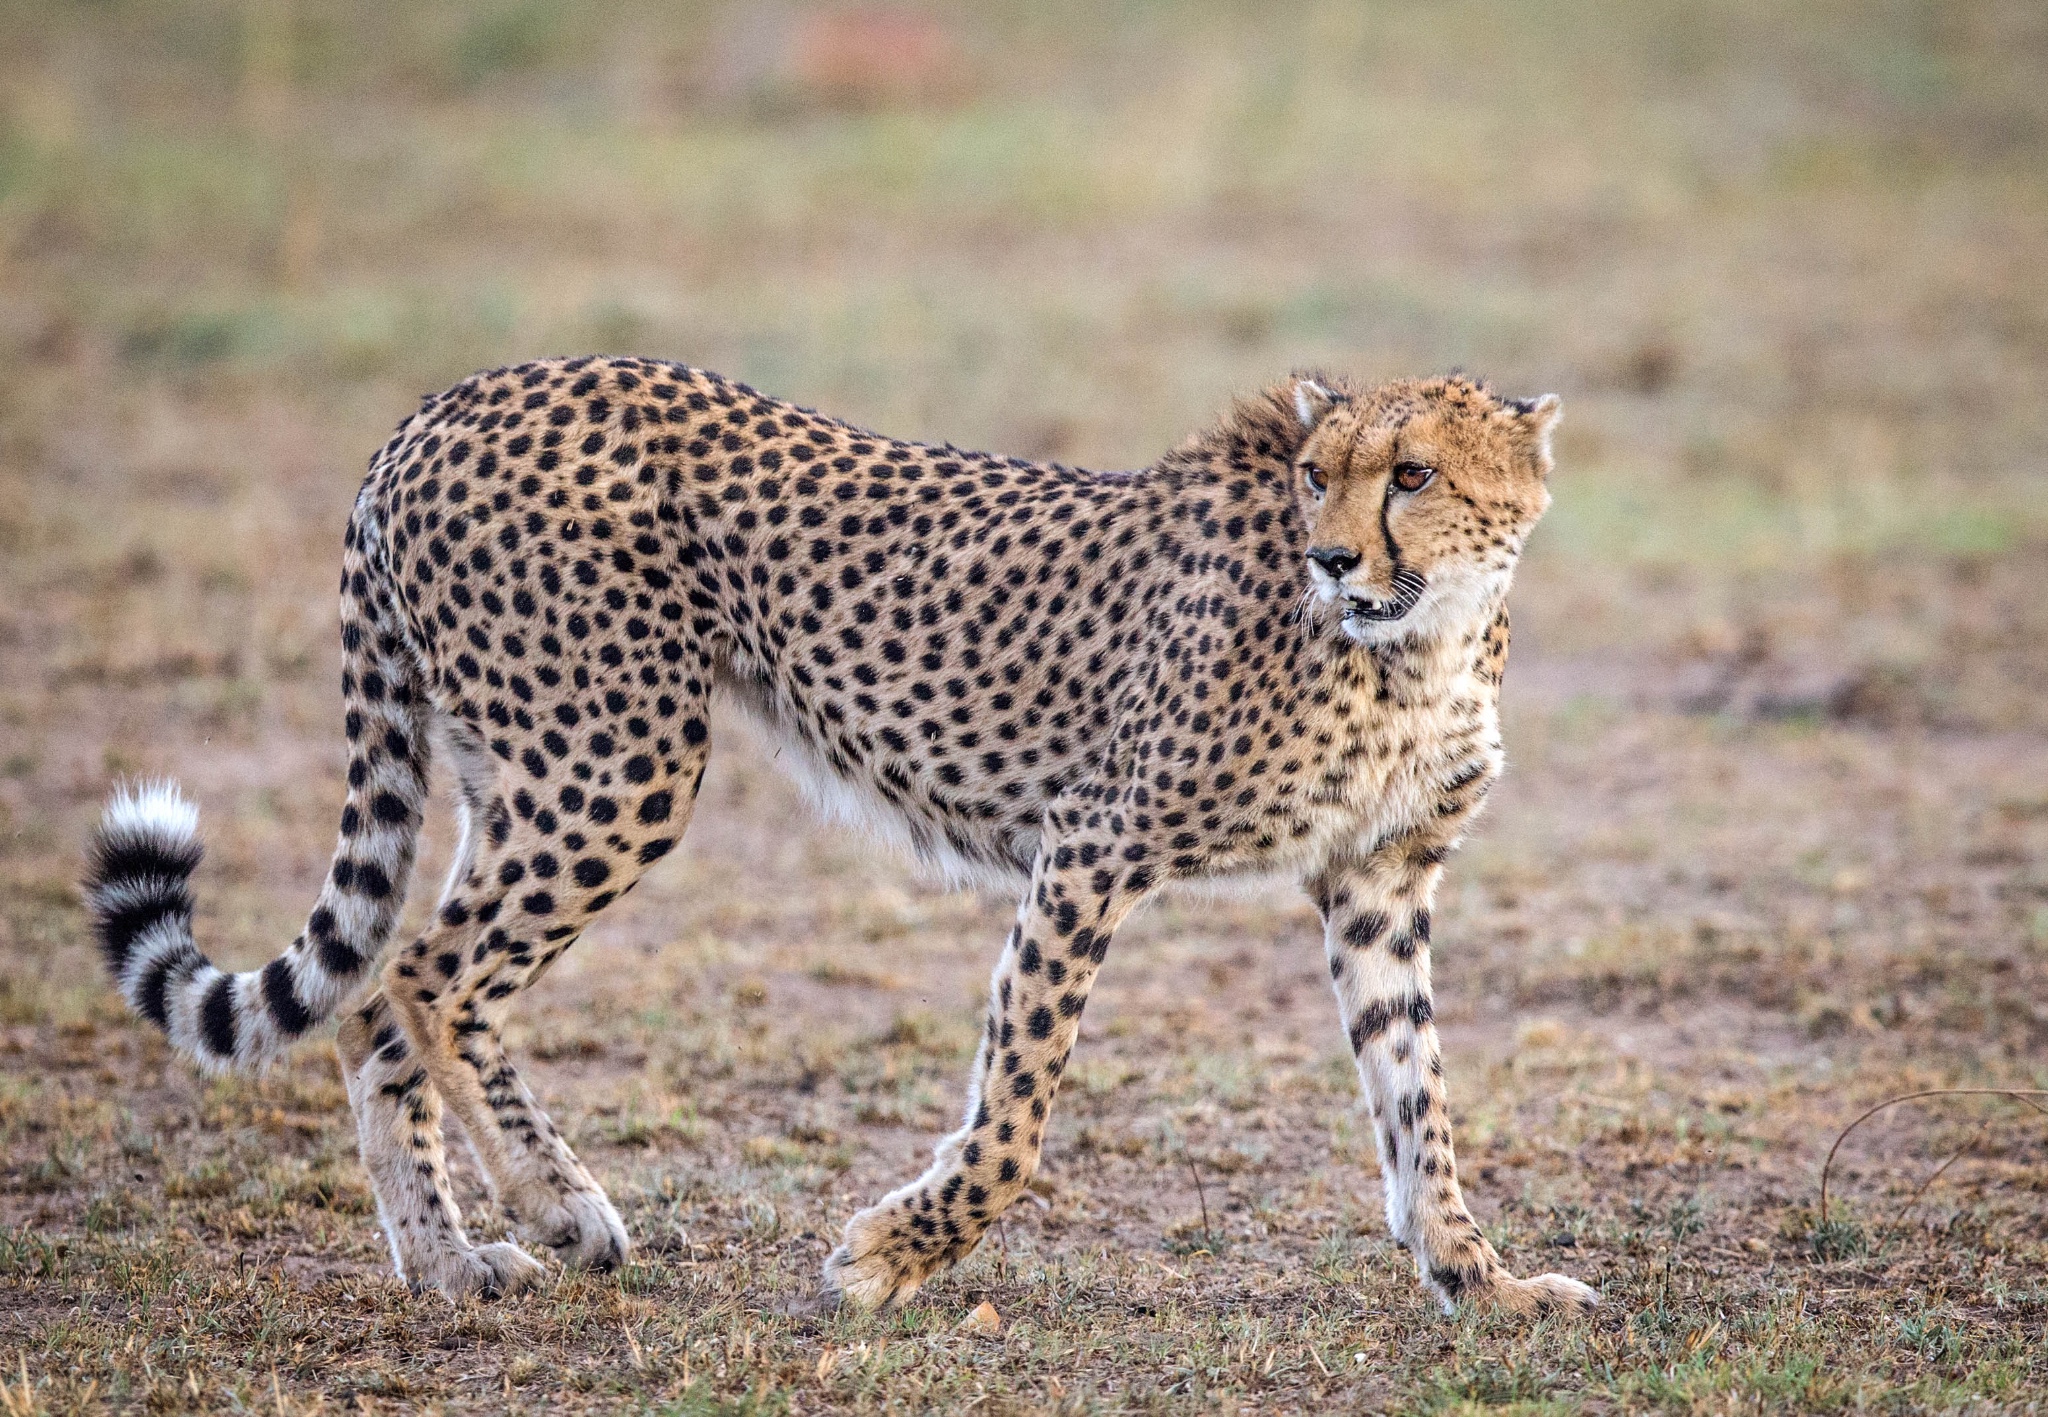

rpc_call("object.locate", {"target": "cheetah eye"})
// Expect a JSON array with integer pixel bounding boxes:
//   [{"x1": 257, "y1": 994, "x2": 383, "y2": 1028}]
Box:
[
  {"x1": 1302, "y1": 462, "x2": 1327, "y2": 496},
  {"x1": 1391, "y1": 462, "x2": 1436, "y2": 493}
]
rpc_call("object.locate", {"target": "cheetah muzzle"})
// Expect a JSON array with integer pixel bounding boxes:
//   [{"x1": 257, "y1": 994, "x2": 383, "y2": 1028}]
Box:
[
  {"x1": 1341, "y1": 566, "x2": 1429, "y2": 626},
  {"x1": 83, "y1": 358, "x2": 1595, "y2": 1324}
]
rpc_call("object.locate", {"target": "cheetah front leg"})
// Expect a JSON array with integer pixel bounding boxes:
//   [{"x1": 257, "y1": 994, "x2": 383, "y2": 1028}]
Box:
[
  {"x1": 1310, "y1": 843, "x2": 1597, "y2": 1317},
  {"x1": 825, "y1": 825, "x2": 1146, "y2": 1308}
]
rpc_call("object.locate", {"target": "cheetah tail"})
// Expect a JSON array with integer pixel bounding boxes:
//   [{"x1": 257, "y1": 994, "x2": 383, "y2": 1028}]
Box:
[{"x1": 82, "y1": 562, "x2": 431, "y2": 1074}]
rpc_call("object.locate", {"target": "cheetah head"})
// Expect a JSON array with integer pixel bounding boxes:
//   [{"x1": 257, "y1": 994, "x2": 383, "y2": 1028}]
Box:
[{"x1": 1285, "y1": 374, "x2": 1558, "y2": 647}]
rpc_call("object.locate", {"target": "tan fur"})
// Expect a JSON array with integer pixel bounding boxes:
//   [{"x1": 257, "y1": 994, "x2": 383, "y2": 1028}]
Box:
[{"x1": 106, "y1": 356, "x2": 1593, "y2": 1318}]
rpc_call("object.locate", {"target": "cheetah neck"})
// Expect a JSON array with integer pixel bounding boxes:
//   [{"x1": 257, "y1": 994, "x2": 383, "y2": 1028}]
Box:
[{"x1": 1342, "y1": 582, "x2": 1508, "y2": 705}]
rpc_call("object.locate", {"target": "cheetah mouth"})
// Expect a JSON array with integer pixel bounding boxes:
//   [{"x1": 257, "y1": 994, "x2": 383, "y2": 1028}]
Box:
[{"x1": 1340, "y1": 570, "x2": 1428, "y2": 624}]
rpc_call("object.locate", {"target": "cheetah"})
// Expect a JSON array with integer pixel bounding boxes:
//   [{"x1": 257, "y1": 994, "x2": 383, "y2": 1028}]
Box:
[{"x1": 84, "y1": 357, "x2": 1596, "y2": 1316}]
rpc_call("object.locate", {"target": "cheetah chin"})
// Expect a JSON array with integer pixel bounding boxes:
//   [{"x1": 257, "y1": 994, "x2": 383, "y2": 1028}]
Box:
[{"x1": 84, "y1": 357, "x2": 1587, "y2": 1320}]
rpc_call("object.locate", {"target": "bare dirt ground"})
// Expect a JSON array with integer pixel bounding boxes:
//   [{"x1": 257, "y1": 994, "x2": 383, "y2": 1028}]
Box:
[{"x1": 2, "y1": 2, "x2": 2047, "y2": 1412}]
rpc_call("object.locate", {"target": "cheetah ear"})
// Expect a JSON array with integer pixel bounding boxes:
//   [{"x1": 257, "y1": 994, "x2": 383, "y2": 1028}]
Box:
[
  {"x1": 1508, "y1": 393, "x2": 1562, "y2": 467},
  {"x1": 1291, "y1": 378, "x2": 1342, "y2": 432}
]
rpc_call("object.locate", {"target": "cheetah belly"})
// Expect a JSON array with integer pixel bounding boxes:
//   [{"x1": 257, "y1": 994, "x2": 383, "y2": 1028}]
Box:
[{"x1": 716, "y1": 668, "x2": 1040, "y2": 890}]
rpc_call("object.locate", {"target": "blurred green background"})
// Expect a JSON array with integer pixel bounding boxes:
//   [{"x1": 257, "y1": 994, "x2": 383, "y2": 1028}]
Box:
[
  {"x1": 5, "y1": 0, "x2": 2048, "y2": 758},
  {"x1": 3, "y1": 8, "x2": 2048, "y2": 1410},
  {"x1": 2, "y1": 1, "x2": 2046, "y2": 861},
  {"x1": 3, "y1": 3, "x2": 2043, "y2": 670}
]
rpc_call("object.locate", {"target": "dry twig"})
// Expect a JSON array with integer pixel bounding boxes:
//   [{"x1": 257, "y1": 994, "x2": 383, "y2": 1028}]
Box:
[
  {"x1": 1818, "y1": 1088, "x2": 2048, "y2": 1232},
  {"x1": 1183, "y1": 1151, "x2": 1213, "y2": 1248}
]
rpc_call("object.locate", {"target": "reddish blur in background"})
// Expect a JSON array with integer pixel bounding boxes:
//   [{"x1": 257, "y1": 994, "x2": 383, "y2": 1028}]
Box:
[{"x1": 0, "y1": 3, "x2": 2045, "y2": 1412}]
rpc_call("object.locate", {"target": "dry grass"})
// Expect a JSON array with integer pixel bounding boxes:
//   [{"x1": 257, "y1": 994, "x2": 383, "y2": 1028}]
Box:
[{"x1": 2, "y1": 1, "x2": 2047, "y2": 1411}]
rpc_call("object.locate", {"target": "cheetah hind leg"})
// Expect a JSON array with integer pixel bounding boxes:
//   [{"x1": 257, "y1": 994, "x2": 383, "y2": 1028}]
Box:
[
  {"x1": 455, "y1": 1016, "x2": 629, "y2": 1273},
  {"x1": 379, "y1": 729, "x2": 706, "y2": 1284},
  {"x1": 337, "y1": 993, "x2": 546, "y2": 1299},
  {"x1": 431, "y1": 712, "x2": 498, "y2": 913},
  {"x1": 380, "y1": 898, "x2": 633, "y2": 1285},
  {"x1": 381, "y1": 891, "x2": 630, "y2": 1280}
]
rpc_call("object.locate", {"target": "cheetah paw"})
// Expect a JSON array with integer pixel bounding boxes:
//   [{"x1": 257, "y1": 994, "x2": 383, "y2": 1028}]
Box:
[
  {"x1": 821, "y1": 1204, "x2": 932, "y2": 1311},
  {"x1": 410, "y1": 1241, "x2": 546, "y2": 1301},
  {"x1": 521, "y1": 1189, "x2": 629, "y2": 1272},
  {"x1": 1472, "y1": 1270, "x2": 1600, "y2": 1317}
]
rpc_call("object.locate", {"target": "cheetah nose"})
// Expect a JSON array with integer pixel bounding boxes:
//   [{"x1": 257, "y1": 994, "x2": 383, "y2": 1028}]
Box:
[{"x1": 1307, "y1": 546, "x2": 1361, "y2": 580}]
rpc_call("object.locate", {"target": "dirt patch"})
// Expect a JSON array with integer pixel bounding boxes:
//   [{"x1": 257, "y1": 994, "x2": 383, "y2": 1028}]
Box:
[{"x1": 2, "y1": 2, "x2": 2046, "y2": 1410}]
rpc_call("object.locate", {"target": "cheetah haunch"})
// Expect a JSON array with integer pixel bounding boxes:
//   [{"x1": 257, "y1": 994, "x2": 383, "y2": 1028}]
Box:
[{"x1": 85, "y1": 359, "x2": 1594, "y2": 1316}]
